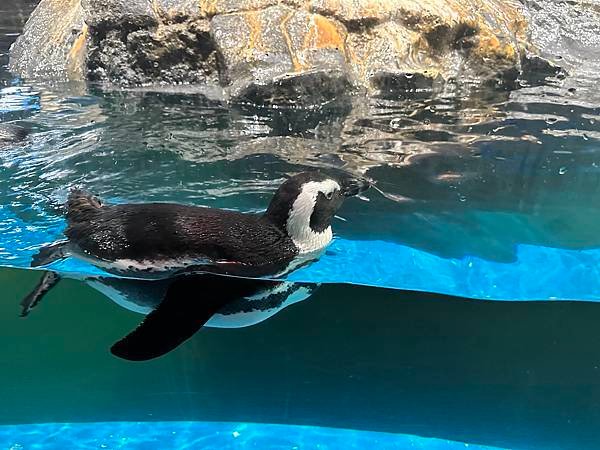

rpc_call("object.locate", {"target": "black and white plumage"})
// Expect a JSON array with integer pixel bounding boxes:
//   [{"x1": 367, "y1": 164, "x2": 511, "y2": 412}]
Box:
[
  {"x1": 22, "y1": 271, "x2": 318, "y2": 361},
  {"x1": 87, "y1": 276, "x2": 317, "y2": 329},
  {"x1": 32, "y1": 171, "x2": 370, "y2": 278},
  {"x1": 91, "y1": 275, "x2": 319, "y2": 360},
  {"x1": 21, "y1": 172, "x2": 368, "y2": 361}
]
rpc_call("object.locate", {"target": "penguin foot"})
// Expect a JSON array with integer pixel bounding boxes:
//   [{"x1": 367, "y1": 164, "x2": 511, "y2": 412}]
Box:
[{"x1": 20, "y1": 271, "x2": 61, "y2": 317}]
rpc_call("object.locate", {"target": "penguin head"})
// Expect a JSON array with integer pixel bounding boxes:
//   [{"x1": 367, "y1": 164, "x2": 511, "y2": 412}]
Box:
[{"x1": 265, "y1": 172, "x2": 370, "y2": 253}]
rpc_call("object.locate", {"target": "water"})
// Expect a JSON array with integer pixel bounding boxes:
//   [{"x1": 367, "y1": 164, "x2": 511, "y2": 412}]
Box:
[
  {"x1": 5, "y1": 267, "x2": 600, "y2": 450},
  {"x1": 3, "y1": 1, "x2": 600, "y2": 449},
  {"x1": 0, "y1": 422, "x2": 508, "y2": 450},
  {"x1": 3, "y1": 72, "x2": 600, "y2": 299}
]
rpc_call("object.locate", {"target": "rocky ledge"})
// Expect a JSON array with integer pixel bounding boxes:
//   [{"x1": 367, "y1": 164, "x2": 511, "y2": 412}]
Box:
[{"x1": 9, "y1": 0, "x2": 557, "y2": 104}]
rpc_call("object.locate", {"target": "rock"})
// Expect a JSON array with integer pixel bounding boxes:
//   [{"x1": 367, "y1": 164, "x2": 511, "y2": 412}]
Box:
[
  {"x1": 9, "y1": 0, "x2": 548, "y2": 103},
  {"x1": 87, "y1": 18, "x2": 218, "y2": 85},
  {"x1": 324, "y1": 0, "x2": 530, "y2": 93},
  {"x1": 82, "y1": 0, "x2": 217, "y2": 85},
  {"x1": 210, "y1": 4, "x2": 350, "y2": 102},
  {"x1": 524, "y1": 0, "x2": 600, "y2": 79},
  {"x1": 8, "y1": 0, "x2": 87, "y2": 80},
  {"x1": 155, "y1": 0, "x2": 204, "y2": 21},
  {"x1": 200, "y1": 0, "x2": 281, "y2": 16},
  {"x1": 345, "y1": 21, "x2": 442, "y2": 97},
  {"x1": 81, "y1": 0, "x2": 157, "y2": 29}
]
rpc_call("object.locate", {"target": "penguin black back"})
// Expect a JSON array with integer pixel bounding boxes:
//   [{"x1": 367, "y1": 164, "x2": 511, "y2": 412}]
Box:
[
  {"x1": 64, "y1": 193, "x2": 299, "y2": 277},
  {"x1": 31, "y1": 172, "x2": 370, "y2": 278}
]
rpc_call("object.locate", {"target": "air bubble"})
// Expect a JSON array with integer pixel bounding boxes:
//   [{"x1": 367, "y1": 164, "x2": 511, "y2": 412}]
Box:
[{"x1": 558, "y1": 166, "x2": 567, "y2": 175}]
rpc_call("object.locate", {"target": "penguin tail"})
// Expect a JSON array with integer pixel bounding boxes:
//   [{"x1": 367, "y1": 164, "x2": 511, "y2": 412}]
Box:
[
  {"x1": 31, "y1": 241, "x2": 69, "y2": 267},
  {"x1": 20, "y1": 271, "x2": 61, "y2": 317}
]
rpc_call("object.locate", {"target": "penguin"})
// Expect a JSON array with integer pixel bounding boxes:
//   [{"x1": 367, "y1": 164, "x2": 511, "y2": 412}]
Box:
[
  {"x1": 21, "y1": 271, "x2": 318, "y2": 361},
  {"x1": 20, "y1": 171, "x2": 369, "y2": 360},
  {"x1": 31, "y1": 171, "x2": 370, "y2": 278},
  {"x1": 0, "y1": 123, "x2": 28, "y2": 144},
  {"x1": 85, "y1": 276, "x2": 318, "y2": 330}
]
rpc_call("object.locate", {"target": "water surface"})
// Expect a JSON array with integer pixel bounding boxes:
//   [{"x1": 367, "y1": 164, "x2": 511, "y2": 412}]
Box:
[{"x1": 1, "y1": 57, "x2": 600, "y2": 299}]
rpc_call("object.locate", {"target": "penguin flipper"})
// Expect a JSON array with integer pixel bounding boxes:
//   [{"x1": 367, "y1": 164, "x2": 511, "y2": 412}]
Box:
[
  {"x1": 20, "y1": 271, "x2": 61, "y2": 317},
  {"x1": 31, "y1": 241, "x2": 69, "y2": 267},
  {"x1": 110, "y1": 277, "x2": 233, "y2": 361}
]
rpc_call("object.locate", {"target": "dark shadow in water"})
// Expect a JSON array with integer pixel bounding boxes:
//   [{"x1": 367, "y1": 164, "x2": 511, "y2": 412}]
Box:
[{"x1": 3, "y1": 268, "x2": 600, "y2": 450}]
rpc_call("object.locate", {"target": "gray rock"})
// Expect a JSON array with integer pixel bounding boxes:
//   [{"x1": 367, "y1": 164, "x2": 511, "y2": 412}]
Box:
[
  {"x1": 210, "y1": 5, "x2": 350, "y2": 103},
  {"x1": 8, "y1": 0, "x2": 87, "y2": 80},
  {"x1": 345, "y1": 21, "x2": 442, "y2": 97},
  {"x1": 234, "y1": 69, "x2": 352, "y2": 107},
  {"x1": 81, "y1": 0, "x2": 219, "y2": 85},
  {"x1": 155, "y1": 0, "x2": 204, "y2": 20},
  {"x1": 87, "y1": 19, "x2": 218, "y2": 85},
  {"x1": 81, "y1": 0, "x2": 157, "y2": 29},
  {"x1": 9, "y1": 0, "x2": 551, "y2": 105}
]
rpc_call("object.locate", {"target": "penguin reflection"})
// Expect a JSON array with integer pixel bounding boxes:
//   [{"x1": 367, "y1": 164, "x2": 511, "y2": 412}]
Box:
[{"x1": 21, "y1": 272, "x2": 318, "y2": 361}]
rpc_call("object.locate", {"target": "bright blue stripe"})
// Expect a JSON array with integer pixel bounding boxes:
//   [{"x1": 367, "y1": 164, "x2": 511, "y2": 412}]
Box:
[{"x1": 0, "y1": 421, "x2": 504, "y2": 449}]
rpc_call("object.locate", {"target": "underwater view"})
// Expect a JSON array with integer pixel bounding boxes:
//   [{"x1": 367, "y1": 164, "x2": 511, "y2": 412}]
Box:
[{"x1": 2, "y1": 0, "x2": 600, "y2": 448}]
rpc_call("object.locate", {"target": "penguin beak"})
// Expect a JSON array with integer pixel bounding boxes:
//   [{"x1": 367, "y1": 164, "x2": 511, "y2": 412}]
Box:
[{"x1": 341, "y1": 177, "x2": 371, "y2": 197}]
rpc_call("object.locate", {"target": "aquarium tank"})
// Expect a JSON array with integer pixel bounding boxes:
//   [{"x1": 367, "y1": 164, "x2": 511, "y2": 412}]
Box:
[{"x1": 1, "y1": 0, "x2": 600, "y2": 449}]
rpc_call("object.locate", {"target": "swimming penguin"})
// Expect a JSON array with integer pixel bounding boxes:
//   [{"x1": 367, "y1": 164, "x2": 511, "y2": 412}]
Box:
[
  {"x1": 31, "y1": 171, "x2": 369, "y2": 278},
  {"x1": 85, "y1": 276, "x2": 317, "y2": 330},
  {"x1": 22, "y1": 271, "x2": 318, "y2": 361},
  {"x1": 21, "y1": 171, "x2": 368, "y2": 360},
  {"x1": 0, "y1": 123, "x2": 28, "y2": 144}
]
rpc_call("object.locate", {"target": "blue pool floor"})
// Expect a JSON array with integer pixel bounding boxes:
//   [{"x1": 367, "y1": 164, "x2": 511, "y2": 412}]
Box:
[{"x1": 0, "y1": 422, "x2": 504, "y2": 449}]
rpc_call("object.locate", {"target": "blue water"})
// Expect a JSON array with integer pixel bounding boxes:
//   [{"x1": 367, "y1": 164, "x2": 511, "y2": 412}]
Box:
[
  {"x1": 8, "y1": 233, "x2": 600, "y2": 301},
  {"x1": 4, "y1": 3, "x2": 600, "y2": 449},
  {"x1": 0, "y1": 422, "x2": 502, "y2": 449},
  {"x1": 0, "y1": 84, "x2": 599, "y2": 301},
  {"x1": 1, "y1": 76, "x2": 599, "y2": 302}
]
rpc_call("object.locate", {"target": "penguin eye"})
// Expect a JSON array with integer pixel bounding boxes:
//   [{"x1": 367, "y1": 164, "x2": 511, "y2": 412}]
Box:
[{"x1": 325, "y1": 191, "x2": 334, "y2": 200}]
